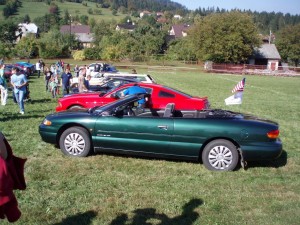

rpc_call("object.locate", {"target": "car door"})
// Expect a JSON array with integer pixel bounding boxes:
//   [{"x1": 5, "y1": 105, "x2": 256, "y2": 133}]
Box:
[{"x1": 93, "y1": 115, "x2": 174, "y2": 156}]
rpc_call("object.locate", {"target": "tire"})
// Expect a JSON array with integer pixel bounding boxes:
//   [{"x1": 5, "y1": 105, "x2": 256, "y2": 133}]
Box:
[
  {"x1": 68, "y1": 105, "x2": 83, "y2": 110},
  {"x1": 59, "y1": 127, "x2": 91, "y2": 157},
  {"x1": 202, "y1": 139, "x2": 239, "y2": 171}
]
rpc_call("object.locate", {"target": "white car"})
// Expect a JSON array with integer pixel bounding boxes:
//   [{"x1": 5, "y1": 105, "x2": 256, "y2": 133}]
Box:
[{"x1": 71, "y1": 73, "x2": 155, "y2": 87}]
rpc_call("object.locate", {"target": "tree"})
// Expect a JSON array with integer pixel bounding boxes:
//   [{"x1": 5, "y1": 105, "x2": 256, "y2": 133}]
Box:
[
  {"x1": 0, "y1": 20, "x2": 18, "y2": 46},
  {"x1": 188, "y1": 11, "x2": 261, "y2": 63},
  {"x1": 23, "y1": 14, "x2": 31, "y2": 23},
  {"x1": 38, "y1": 30, "x2": 71, "y2": 58},
  {"x1": 14, "y1": 35, "x2": 39, "y2": 59},
  {"x1": 276, "y1": 24, "x2": 300, "y2": 66}
]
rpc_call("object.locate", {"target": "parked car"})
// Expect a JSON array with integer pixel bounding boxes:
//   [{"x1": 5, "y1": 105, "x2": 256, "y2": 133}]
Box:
[
  {"x1": 55, "y1": 83, "x2": 210, "y2": 112},
  {"x1": 71, "y1": 77, "x2": 140, "y2": 93},
  {"x1": 71, "y1": 73, "x2": 155, "y2": 87},
  {"x1": 39, "y1": 94, "x2": 282, "y2": 171},
  {"x1": 88, "y1": 62, "x2": 118, "y2": 74},
  {"x1": 3, "y1": 64, "x2": 29, "y2": 79},
  {"x1": 14, "y1": 62, "x2": 35, "y2": 76}
]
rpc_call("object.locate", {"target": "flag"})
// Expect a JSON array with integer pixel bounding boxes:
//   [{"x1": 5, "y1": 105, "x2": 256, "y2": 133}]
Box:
[
  {"x1": 225, "y1": 91, "x2": 243, "y2": 105},
  {"x1": 232, "y1": 78, "x2": 246, "y2": 93},
  {"x1": 225, "y1": 78, "x2": 246, "y2": 105}
]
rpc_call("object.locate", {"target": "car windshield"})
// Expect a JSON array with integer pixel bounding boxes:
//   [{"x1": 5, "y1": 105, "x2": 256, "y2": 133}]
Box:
[{"x1": 89, "y1": 95, "x2": 137, "y2": 114}]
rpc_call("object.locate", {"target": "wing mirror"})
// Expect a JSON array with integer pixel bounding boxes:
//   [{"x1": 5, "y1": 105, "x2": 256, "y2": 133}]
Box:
[{"x1": 111, "y1": 93, "x2": 119, "y2": 99}]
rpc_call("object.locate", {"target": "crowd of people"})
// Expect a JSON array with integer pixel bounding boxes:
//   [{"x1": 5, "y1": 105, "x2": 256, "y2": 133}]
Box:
[{"x1": 1, "y1": 59, "x2": 142, "y2": 115}]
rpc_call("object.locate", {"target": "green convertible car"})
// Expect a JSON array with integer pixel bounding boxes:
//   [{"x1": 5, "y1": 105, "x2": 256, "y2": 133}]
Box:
[{"x1": 39, "y1": 94, "x2": 282, "y2": 171}]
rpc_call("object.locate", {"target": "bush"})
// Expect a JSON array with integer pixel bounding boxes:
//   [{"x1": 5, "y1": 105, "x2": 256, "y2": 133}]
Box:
[
  {"x1": 84, "y1": 47, "x2": 101, "y2": 60},
  {"x1": 72, "y1": 50, "x2": 85, "y2": 60}
]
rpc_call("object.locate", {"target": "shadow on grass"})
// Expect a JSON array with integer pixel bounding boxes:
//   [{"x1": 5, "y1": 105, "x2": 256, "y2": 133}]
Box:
[
  {"x1": 246, "y1": 150, "x2": 288, "y2": 169},
  {"x1": 52, "y1": 210, "x2": 97, "y2": 225},
  {"x1": 110, "y1": 198, "x2": 203, "y2": 225},
  {"x1": 0, "y1": 111, "x2": 51, "y2": 122},
  {"x1": 25, "y1": 98, "x2": 53, "y2": 104}
]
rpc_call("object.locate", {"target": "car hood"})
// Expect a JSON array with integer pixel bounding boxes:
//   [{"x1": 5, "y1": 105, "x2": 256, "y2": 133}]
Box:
[
  {"x1": 48, "y1": 108, "x2": 91, "y2": 119},
  {"x1": 62, "y1": 92, "x2": 102, "y2": 99}
]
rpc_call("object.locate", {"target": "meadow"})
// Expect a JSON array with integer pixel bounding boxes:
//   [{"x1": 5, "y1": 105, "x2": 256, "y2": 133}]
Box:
[
  {"x1": 0, "y1": 64, "x2": 299, "y2": 225},
  {"x1": 0, "y1": 1, "x2": 129, "y2": 22}
]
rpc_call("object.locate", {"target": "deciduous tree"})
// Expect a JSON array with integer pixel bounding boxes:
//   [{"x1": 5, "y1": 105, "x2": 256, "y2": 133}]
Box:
[
  {"x1": 276, "y1": 24, "x2": 300, "y2": 66},
  {"x1": 188, "y1": 11, "x2": 261, "y2": 63}
]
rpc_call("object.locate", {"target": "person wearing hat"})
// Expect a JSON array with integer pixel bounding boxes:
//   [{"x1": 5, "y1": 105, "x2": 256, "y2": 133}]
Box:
[{"x1": 10, "y1": 67, "x2": 28, "y2": 114}]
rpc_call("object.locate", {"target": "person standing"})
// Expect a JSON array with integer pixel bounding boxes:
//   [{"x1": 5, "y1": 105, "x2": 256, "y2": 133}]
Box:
[
  {"x1": 0, "y1": 64, "x2": 8, "y2": 105},
  {"x1": 49, "y1": 77, "x2": 58, "y2": 98},
  {"x1": 0, "y1": 131, "x2": 27, "y2": 223},
  {"x1": 74, "y1": 65, "x2": 79, "y2": 77},
  {"x1": 61, "y1": 68, "x2": 73, "y2": 95},
  {"x1": 10, "y1": 67, "x2": 28, "y2": 114},
  {"x1": 35, "y1": 60, "x2": 41, "y2": 78},
  {"x1": 78, "y1": 68, "x2": 87, "y2": 93},
  {"x1": 44, "y1": 67, "x2": 52, "y2": 92}
]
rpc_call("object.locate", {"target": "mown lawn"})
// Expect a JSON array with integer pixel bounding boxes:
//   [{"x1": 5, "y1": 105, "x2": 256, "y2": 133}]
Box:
[{"x1": 0, "y1": 66, "x2": 299, "y2": 225}]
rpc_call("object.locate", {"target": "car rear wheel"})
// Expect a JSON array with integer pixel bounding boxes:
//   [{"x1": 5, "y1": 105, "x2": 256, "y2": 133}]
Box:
[
  {"x1": 202, "y1": 139, "x2": 238, "y2": 171},
  {"x1": 69, "y1": 105, "x2": 83, "y2": 110},
  {"x1": 59, "y1": 127, "x2": 91, "y2": 157}
]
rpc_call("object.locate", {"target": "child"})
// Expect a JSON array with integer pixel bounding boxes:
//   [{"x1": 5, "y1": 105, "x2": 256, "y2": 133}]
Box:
[{"x1": 49, "y1": 77, "x2": 58, "y2": 98}]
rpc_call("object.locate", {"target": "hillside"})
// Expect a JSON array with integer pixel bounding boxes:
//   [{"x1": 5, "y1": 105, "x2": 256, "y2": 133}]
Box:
[
  {"x1": 0, "y1": 0, "x2": 187, "y2": 22},
  {"x1": 0, "y1": 1, "x2": 132, "y2": 22}
]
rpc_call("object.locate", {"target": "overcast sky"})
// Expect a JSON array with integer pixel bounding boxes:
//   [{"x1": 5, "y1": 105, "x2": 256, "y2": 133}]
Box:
[{"x1": 174, "y1": 0, "x2": 300, "y2": 15}]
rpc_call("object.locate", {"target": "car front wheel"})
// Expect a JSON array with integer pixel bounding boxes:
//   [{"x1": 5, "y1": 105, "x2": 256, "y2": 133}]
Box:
[
  {"x1": 59, "y1": 127, "x2": 91, "y2": 157},
  {"x1": 202, "y1": 139, "x2": 239, "y2": 171}
]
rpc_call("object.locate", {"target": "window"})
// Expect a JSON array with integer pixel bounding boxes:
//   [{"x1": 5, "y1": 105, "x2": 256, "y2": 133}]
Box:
[{"x1": 158, "y1": 91, "x2": 175, "y2": 98}]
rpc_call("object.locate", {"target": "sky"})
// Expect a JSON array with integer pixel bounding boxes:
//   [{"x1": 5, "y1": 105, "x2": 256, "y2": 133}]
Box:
[{"x1": 174, "y1": 0, "x2": 300, "y2": 15}]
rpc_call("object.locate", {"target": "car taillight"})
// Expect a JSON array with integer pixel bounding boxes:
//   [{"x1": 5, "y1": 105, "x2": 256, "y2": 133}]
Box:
[{"x1": 267, "y1": 130, "x2": 279, "y2": 139}]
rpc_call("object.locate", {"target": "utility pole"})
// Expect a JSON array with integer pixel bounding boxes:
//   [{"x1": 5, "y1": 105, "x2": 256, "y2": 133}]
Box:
[{"x1": 69, "y1": 14, "x2": 72, "y2": 50}]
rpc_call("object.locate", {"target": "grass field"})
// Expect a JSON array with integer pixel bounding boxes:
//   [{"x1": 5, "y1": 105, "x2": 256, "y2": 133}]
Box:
[
  {"x1": 0, "y1": 65, "x2": 299, "y2": 225},
  {"x1": 0, "y1": 1, "x2": 129, "y2": 22}
]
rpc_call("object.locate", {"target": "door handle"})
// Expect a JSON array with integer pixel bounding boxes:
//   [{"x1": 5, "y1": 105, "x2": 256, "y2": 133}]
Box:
[{"x1": 157, "y1": 125, "x2": 168, "y2": 130}]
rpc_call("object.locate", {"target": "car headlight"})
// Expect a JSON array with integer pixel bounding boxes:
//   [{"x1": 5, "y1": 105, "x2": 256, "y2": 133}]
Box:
[{"x1": 43, "y1": 119, "x2": 52, "y2": 126}]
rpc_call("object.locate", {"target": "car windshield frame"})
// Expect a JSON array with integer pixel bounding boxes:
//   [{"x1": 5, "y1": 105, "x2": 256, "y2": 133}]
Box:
[{"x1": 90, "y1": 95, "x2": 141, "y2": 114}]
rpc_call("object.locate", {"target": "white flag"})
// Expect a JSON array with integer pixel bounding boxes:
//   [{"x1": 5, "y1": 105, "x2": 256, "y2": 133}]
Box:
[{"x1": 225, "y1": 91, "x2": 243, "y2": 105}]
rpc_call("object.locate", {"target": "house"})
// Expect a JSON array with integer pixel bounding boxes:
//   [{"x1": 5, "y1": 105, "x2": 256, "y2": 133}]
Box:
[
  {"x1": 173, "y1": 14, "x2": 182, "y2": 20},
  {"x1": 169, "y1": 24, "x2": 190, "y2": 38},
  {"x1": 16, "y1": 23, "x2": 39, "y2": 42},
  {"x1": 116, "y1": 22, "x2": 137, "y2": 32},
  {"x1": 249, "y1": 44, "x2": 281, "y2": 70},
  {"x1": 60, "y1": 25, "x2": 94, "y2": 48},
  {"x1": 140, "y1": 11, "x2": 151, "y2": 18}
]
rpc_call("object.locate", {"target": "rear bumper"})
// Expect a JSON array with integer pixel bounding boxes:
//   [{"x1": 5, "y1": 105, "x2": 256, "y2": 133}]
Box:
[{"x1": 241, "y1": 139, "x2": 282, "y2": 161}]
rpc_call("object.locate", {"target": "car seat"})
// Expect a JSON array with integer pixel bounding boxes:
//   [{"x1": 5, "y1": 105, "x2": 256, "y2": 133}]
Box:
[{"x1": 163, "y1": 103, "x2": 175, "y2": 117}]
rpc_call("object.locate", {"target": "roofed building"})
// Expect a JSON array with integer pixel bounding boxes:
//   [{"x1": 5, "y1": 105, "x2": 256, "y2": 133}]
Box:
[
  {"x1": 169, "y1": 24, "x2": 190, "y2": 38},
  {"x1": 116, "y1": 23, "x2": 137, "y2": 32},
  {"x1": 60, "y1": 25, "x2": 94, "y2": 48},
  {"x1": 249, "y1": 44, "x2": 281, "y2": 70}
]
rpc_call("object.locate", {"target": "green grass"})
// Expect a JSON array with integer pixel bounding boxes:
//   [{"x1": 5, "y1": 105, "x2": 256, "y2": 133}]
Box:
[
  {"x1": 0, "y1": 65, "x2": 299, "y2": 225},
  {"x1": 0, "y1": 1, "x2": 129, "y2": 22}
]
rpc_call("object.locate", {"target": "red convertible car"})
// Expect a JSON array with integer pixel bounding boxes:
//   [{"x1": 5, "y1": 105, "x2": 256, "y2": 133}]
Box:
[{"x1": 55, "y1": 83, "x2": 210, "y2": 112}]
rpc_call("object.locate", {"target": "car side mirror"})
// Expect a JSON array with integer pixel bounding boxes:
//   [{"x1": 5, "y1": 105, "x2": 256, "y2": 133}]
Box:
[{"x1": 111, "y1": 93, "x2": 119, "y2": 99}]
